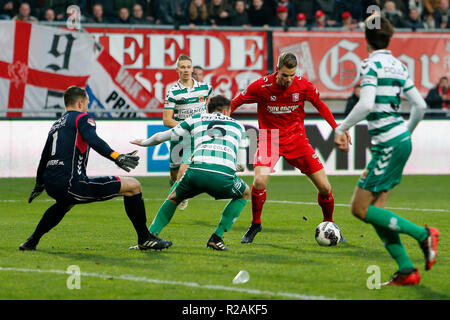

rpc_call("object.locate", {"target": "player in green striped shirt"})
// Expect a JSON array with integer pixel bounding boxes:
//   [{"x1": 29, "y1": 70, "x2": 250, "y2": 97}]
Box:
[
  {"x1": 335, "y1": 15, "x2": 439, "y2": 286},
  {"x1": 131, "y1": 95, "x2": 250, "y2": 251},
  {"x1": 163, "y1": 54, "x2": 213, "y2": 210}
]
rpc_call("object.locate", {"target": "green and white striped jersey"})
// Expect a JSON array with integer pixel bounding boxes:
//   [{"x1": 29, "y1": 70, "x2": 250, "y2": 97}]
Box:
[
  {"x1": 360, "y1": 49, "x2": 414, "y2": 145},
  {"x1": 165, "y1": 79, "x2": 213, "y2": 121},
  {"x1": 171, "y1": 112, "x2": 247, "y2": 174}
]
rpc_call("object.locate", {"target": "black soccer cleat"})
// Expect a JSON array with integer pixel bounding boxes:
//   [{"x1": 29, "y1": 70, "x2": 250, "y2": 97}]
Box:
[
  {"x1": 137, "y1": 234, "x2": 172, "y2": 251},
  {"x1": 19, "y1": 237, "x2": 38, "y2": 251},
  {"x1": 207, "y1": 234, "x2": 228, "y2": 251},
  {"x1": 241, "y1": 223, "x2": 262, "y2": 244}
]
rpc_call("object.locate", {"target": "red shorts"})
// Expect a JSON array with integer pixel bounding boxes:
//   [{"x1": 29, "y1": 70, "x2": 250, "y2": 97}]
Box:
[{"x1": 253, "y1": 143, "x2": 323, "y2": 175}]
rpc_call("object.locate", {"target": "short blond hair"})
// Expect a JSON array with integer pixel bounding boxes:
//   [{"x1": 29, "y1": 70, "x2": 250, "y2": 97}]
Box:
[
  {"x1": 277, "y1": 52, "x2": 297, "y2": 69},
  {"x1": 177, "y1": 54, "x2": 192, "y2": 65}
]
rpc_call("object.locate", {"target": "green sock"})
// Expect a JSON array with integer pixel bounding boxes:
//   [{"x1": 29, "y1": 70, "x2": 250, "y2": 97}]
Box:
[
  {"x1": 372, "y1": 224, "x2": 415, "y2": 270},
  {"x1": 365, "y1": 205, "x2": 428, "y2": 242},
  {"x1": 214, "y1": 198, "x2": 247, "y2": 238},
  {"x1": 149, "y1": 200, "x2": 177, "y2": 236}
]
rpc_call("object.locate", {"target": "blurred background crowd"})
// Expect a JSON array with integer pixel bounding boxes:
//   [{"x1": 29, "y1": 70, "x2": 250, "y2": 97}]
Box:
[{"x1": 1, "y1": 0, "x2": 449, "y2": 30}]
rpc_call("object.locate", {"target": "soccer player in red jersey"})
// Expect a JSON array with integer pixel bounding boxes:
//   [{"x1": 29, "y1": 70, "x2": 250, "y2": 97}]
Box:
[{"x1": 232, "y1": 52, "x2": 350, "y2": 243}]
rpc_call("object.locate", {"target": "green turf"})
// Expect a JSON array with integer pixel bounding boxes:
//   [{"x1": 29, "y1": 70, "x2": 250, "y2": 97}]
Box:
[{"x1": 0, "y1": 175, "x2": 448, "y2": 300}]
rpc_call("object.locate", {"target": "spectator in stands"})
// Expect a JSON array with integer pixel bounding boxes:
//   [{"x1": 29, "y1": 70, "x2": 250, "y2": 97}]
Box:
[
  {"x1": 131, "y1": 3, "x2": 148, "y2": 24},
  {"x1": 340, "y1": 11, "x2": 357, "y2": 29},
  {"x1": 425, "y1": 76, "x2": 450, "y2": 110},
  {"x1": 117, "y1": 7, "x2": 133, "y2": 23},
  {"x1": 193, "y1": 66, "x2": 205, "y2": 82},
  {"x1": 315, "y1": 0, "x2": 337, "y2": 25},
  {"x1": 248, "y1": 0, "x2": 272, "y2": 27},
  {"x1": 41, "y1": 0, "x2": 73, "y2": 21},
  {"x1": 12, "y1": 2, "x2": 38, "y2": 22},
  {"x1": 294, "y1": 0, "x2": 315, "y2": 25},
  {"x1": 87, "y1": 3, "x2": 111, "y2": 23},
  {"x1": 137, "y1": 0, "x2": 157, "y2": 23},
  {"x1": 296, "y1": 12, "x2": 307, "y2": 27},
  {"x1": 188, "y1": 0, "x2": 208, "y2": 27},
  {"x1": 382, "y1": 0, "x2": 407, "y2": 27},
  {"x1": 311, "y1": 9, "x2": 329, "y2": 28},
  {"x1": 277, "y1": 0, "x2": 297, "y2": 25},
  {"x1": 344, "y1": 84, "x2": 361, "y2": 116},
  {"x1": 208, "y1": 0, "x2": 232, "y2": 27},
  {"x1": 404, "y1": 7, "x2": 426, "y2": 29},
  {"x1": 0, "y1": 1, "x2": 14, "y2": 19},
  {"x1": 408, "y1": 0, "x2": 426, "y2": 17},
  {"x1": 271, "y1": 5, "x2": 290, "y2": 27},
  {"x1": 155, "y1": 0, "x2": 189, "y2": 26},
  {"x1": 424, "y1": 0, "x2": 442, "y2": 16},
  {"x1": 331, "y1": 0, "x2": 363, "y2": 26},
  {"x1": 433, "y1": 0, "x2": 450, "y2": 28},
  {"x1": 230, "y1": 0, "x2": 249, "y2": 27},
  {"x1": 43, "y1": 7, "x2": 56, "y2": 21}
]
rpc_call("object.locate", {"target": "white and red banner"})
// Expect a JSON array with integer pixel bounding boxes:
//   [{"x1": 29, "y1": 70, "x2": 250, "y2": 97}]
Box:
[
  {"x1": 87, "y1": 48, "x2": 164, "y2": 118},
  {"x1": 273, "y1": 31, "x2": 450, "y2": 98},
  {"x1": 0, "y1": 20, "x2": 94, "y2": 117},
  {"x1": 84, "y1": 27, "x2": 268, "y2": 106}
]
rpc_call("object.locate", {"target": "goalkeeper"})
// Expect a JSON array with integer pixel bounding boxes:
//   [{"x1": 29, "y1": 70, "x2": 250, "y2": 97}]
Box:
[
  {"x1": 20, "y1": 86, "x2": 172, "y2": 251},
  {"x1": 131, "y1": 95, "x2": 250, "y2": 251}
]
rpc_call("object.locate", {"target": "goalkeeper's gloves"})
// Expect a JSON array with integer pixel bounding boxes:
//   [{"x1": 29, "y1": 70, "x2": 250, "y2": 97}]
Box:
[
  {"x1": 111, "y1": 150, "x2": 139, "y2": 172},
  {"x1": 28, "y1": 184, "x2": 45, "y2": 203}
]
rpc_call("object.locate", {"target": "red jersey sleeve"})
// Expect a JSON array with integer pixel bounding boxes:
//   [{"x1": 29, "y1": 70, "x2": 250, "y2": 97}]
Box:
[
  {"x1": 231, "y1": 79, "x2": 261, "y2": 115},
  {"x1": 303, "y1": 80, "x2": 338, "y2": 129}
]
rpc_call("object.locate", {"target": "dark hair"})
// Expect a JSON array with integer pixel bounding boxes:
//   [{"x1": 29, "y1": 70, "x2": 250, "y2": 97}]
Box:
[
  {"x1": 64, "y1": 86, "x2": 87, "y2": 107},
  {"x1": 207, "y1": 95, "x2": 231, "y2": 113},
  {"x1": 365, "y1": 16, "x2": 394, "y2": 50},
  {"x1": 193, "y1": 65, "x2": 204, "y2": 71},
  {"x1": 277, "y1": 52, "x2": 297, "y2": 69}
]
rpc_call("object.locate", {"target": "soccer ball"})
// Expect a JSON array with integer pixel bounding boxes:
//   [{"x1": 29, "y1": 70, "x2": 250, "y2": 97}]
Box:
[{"x1": 315, "y1": 221, "x2": 342, "y2": 246}]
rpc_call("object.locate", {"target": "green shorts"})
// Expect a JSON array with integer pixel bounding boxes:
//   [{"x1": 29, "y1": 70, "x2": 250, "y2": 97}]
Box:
[
  {"x1": 358, "y1": 133, "x2": 412, "y2": 193},
  {"x1": 175, "y1": 167, "x2": 247, "y2": 200},
  {"x1": 169, "y1": 139, "x2": 193, "y2": 169}
]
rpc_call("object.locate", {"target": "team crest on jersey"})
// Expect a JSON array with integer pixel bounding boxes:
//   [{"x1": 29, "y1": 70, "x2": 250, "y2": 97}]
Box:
[
  {"x1": 199, "y1": 96, "x2": 204, "y2": 102},
  {"x1": 292, "y1": 93, "x2": 299, "y2": 102},
  {"x1": 87, "y1": 118, "x2": 96, "y2": 126}
]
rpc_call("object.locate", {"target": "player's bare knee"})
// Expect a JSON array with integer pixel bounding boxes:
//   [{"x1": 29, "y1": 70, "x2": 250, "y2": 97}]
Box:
[
  {"x1": 318, "y1": 183, "x2": 332, "y2": 195},
  {"x1": 351, "y1": 203, "x2": 366, "y2": 220},
  {"x1": 253, "y1": 175, "x2": 268, "y2": 190}
]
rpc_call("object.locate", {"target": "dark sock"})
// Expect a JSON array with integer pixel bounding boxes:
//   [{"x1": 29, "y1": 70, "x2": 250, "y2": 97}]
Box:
[
  {"x1": 124, "y1": 193, "x2": 151, "y2": 243},
  {"x1": 30, "y1": 202, "x2": 73, "y2": 245}
]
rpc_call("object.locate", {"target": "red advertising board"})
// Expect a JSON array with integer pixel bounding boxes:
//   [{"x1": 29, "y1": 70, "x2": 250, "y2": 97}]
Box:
[
  {"x1": 273, "y1": 31, "x2": 450, "y2": 98},
  {"x1": 84, "y1": 27, "x2": 268, "y2": 105}
]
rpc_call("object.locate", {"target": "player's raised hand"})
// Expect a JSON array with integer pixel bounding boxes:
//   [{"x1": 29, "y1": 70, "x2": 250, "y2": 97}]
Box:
[
  {"x1": 115, "y1": 150, "x2": 139, "y2": 172},
  {"x1": 28, "y1": 184, "x2": 45, "y2": 203},
  {"x1": 130, "y1": 139, "x2": 145, "y2": 147}
]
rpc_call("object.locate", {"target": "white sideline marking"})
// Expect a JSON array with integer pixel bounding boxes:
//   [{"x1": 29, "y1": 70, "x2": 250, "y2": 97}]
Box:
[
  {"x1": 2, "y1": 198, "x2": 448, "y2": 213},
  {"x1": 0, "y1": 266, "x2": 333, "y2": 300}
]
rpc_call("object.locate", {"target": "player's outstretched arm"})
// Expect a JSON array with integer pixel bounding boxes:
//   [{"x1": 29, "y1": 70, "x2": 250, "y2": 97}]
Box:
[
  {"x1": 404, "y1": 87, "x2": 427, "y2": 133},
  {"x1": 130, "y1": 129, "x2": 172, "y2": 147},
  {"x1": 29, "y1": 135, "x2": 52, "y2": 203}
]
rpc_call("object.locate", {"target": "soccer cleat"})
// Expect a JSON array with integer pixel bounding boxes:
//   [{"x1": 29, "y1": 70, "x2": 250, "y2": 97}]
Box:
[
  {"x1": 207, "y1": 234, "x2": 229, "y2": 251},
  {"x1": 241, "y1": 223, "x2": 262, "y2": 243},
  {"x1": 19, "y1": 237, "x2": 38, "y2": 251},
  {"x1": 382, "y1": 268, "x2": 420, "y2": 286},
  {"x1": 136, "y1": 234, "x2": 172, "y2": 251},
  {"x1": 420, "y1": 226, "x2": 440, "y2": 271},
  {"x1": 178, "y1": 199, "x2": 189, "y2": 211}
]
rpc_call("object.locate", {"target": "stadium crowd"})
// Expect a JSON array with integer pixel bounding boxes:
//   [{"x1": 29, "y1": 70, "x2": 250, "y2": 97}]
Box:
[{"x1": 0, "y1": 0, "x2": 449, "y2": 29}]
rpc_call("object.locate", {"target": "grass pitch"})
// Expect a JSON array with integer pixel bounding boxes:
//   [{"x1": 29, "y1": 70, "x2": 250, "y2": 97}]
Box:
[{"x1": 0, "y1": 175, "x2": 448, "y2": 300}]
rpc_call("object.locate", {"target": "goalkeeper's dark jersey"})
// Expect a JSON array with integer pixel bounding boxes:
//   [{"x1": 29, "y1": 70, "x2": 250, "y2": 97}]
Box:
[{"x1": 36, "y1": 111, "x2": 114, "y2": 188}]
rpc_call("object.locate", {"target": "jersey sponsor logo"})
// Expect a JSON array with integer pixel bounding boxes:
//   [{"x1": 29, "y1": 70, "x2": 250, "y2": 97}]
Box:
[
  {"x1": 46, "y1": 160, "x2": 64, "y2": 167},
  {"x1": 266, "y1": 105, "x2": 299, "y2": 114},
  {"x1": 261, "y1": 83, "x2": 273, "y2": 88}
]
